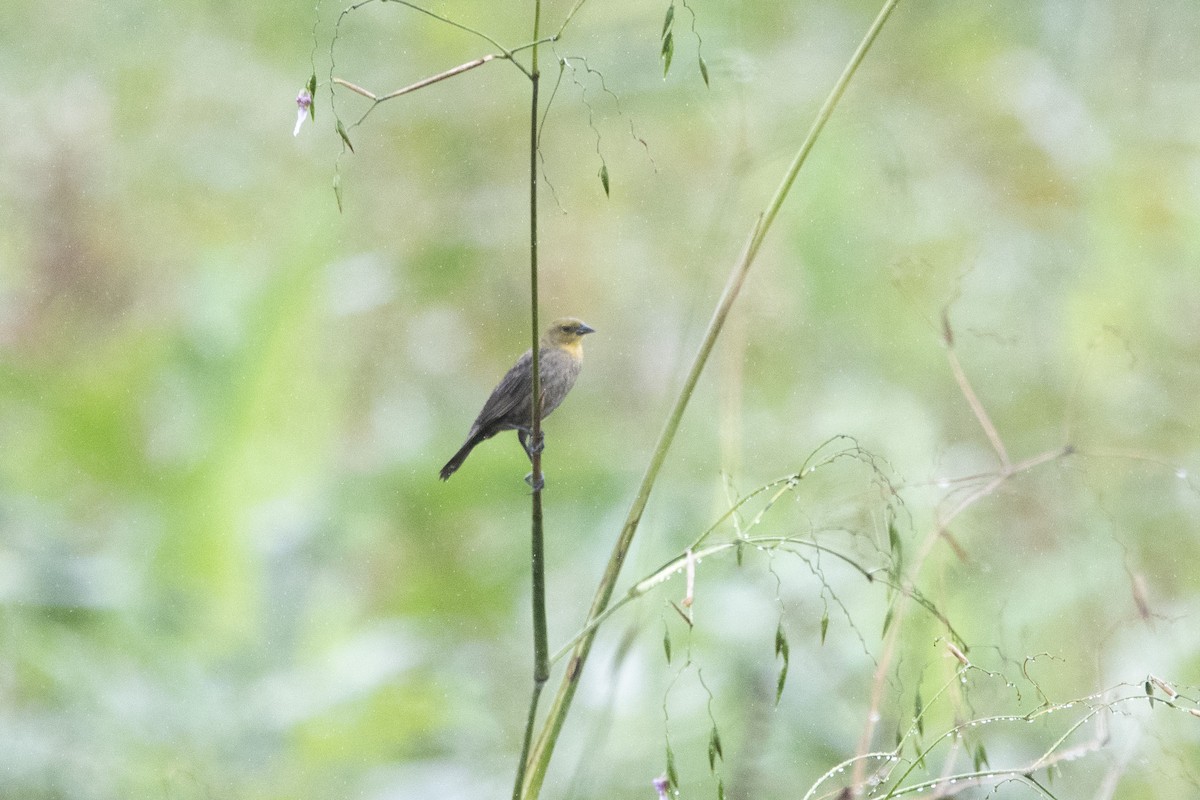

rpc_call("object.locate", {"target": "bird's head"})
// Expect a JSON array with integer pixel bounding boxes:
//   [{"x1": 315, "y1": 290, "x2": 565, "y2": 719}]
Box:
[{"x1": 542, "y1": 317, "x2": 595, "y2": 354}]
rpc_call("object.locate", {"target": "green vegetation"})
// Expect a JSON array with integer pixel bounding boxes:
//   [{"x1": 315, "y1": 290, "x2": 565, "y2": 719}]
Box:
[{"x1": 2, "y1": 1, "x2": 1198, "y2": 798}]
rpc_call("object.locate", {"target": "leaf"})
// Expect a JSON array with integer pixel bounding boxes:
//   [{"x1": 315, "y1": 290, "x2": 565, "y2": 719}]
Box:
[
  {"x1": 914, "y1": 686, "x2": 924, "y2": 736},
  {"x1": 775, "y1": 656, "x2": 789, "y2": 706},
  {"x1": 663, "y1": 627, "x2": 673, "y2": 664},
  {"x1": 887, "y1": 519, "x2": 903, "y2": 601},
  {"x1": 888, "y1": 518, "x2": 902, "y2": 560},
  {"x1": 306, "y1": 73, "x2": 318, "y2": 121},
  {"x1": 666, "y1": 744, "x2": 680, "y2": 790},
  {"x1": 661, "y1": 3, "x2": 675, "y2": 39},
  {"x1": 335, "y1": 119, "x2": 355, "y2": 153},
  {"x1": 599, "y1": 163, "x2": 610, "y2": 197},
  {"x1": 717, "y1": 778, "x2": 725, "y2": 800},
  {"x1": 819, "y1": 611, "x2": 829, "y2": 645},
  {"x1": 661, "y1": 31, "x2": 674, "y2": 77},
  {"x1": 332, "y1": 173, "x2": 343, "y2": 213},
  {"x1": 973, "y1": 741, "x2": 989, "y2": 771},
  {"x1": 708, "y1": 727, "x2": 724, "y2": 771},
  {"x1": 1145, "y1": 679, "x2": 1155, "y2": 709},
  {"x1": 735, "y1": 540, "x2": 744, "y2": 566},
  {"x1": 774, "y1": 622, "x2": 790, "y2": 705},
  {"x1": 881, "y1": 606, "x2": 894, "y2": 638},
  {"x1": 698, "y1": 54, "x2": 709, "y2": 87}
]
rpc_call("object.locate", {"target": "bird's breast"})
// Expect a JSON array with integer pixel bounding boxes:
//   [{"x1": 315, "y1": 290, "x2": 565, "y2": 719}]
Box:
[{"x1": 538, "y1": 347, "x2": 582, "y2": 417}]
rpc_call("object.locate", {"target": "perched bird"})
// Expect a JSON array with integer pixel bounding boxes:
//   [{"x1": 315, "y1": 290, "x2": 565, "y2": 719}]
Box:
[{"x1": 439, "y1": 317, "x2": 595, "y2": 481}]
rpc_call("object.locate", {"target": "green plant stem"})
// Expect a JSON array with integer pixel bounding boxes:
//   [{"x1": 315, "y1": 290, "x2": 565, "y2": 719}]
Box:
[
  {"x1": 528, "y1": 0, "x2": 547, "y2": 686},
  {"x1": 520, "y1": 2, "x2": 902, "y2": 796},
  {"x1": 513, "y1": 3, "x2": 547, "y2": 800},
  {"x1": 511, "y1": 679, "x2": 543, "y2": 800},
  {"x1": 527, "y1": 19, "x2": 547, "y2": 687},
  {"x1": 386, "y1": 0, "x2": 518, "y2": 61},
  {"x1": 554, "y1": 0, "x2": 591, "y2": 37}
]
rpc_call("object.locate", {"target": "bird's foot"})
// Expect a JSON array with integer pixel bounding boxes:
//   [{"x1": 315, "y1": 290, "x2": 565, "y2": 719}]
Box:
[
  {"x1": 524, "y1": 471, "x2": 545, "y2": 492},
  {"x1": 518, "y1": 429, "x2": 544, "y2": 459}
]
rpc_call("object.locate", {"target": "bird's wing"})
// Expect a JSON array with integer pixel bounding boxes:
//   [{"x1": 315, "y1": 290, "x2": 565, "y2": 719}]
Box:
[{"x1": 471, "y1": 349, "x2": 534, "y2": 433}]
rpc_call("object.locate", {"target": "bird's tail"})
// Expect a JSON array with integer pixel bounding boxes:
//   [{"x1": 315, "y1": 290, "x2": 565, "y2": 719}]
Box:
[{"x1": 439, "y1": 436, "x2": 482, "y2": 481}]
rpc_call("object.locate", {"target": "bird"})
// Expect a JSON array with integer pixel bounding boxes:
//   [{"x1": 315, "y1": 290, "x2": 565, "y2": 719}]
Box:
[{"x1": 439, "y1": 317, "x2": 595, "y2": 481}]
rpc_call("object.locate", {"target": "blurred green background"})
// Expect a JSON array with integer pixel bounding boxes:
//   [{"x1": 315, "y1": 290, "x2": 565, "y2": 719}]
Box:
[{"x1": 2, "y1": 0, "x2": 1199, "y2": 797}]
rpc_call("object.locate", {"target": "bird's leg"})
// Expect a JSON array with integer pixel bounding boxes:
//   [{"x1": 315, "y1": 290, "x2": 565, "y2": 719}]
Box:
[
  {"x1": 517, "y1": 427, "x2": 545, "y2": 459},
  {"x1": 518, "y1": 427, "x2": 546, "y2": 490}
]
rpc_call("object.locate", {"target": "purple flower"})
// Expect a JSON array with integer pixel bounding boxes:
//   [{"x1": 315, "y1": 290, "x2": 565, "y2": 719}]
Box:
[
  {"x1": 653, "y1": 775, "x2": 670, "y2": 799},
  {"x1": 294, "y1": 89, "x2": 313, "y2": 137}
]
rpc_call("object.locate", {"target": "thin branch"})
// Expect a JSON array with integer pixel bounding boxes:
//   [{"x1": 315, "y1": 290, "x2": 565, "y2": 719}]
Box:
[
  {"x1": 386, "y1": 0, "x2": 517, "y2": 59},
  {"x1": 511, "y1": 36, "x2": 559, "y2": 56},
  {"x1": 554, "y1": 0, "x2": 591, "y2": 38},
  {"x1": 943, "y1": 311, "x2": 1009, "y2": 468},
  {"x1": 381, "y1": 54, "x2": 501, "y2": 99},
  {"x1": 334, "y1": 54, "x2": 500, "y2": 104},
  {"x1": 331, "y1": 77, "x2": 376, "y2": 99}
]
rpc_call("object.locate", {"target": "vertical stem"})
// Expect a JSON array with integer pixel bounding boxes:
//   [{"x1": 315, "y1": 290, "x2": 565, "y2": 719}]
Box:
[
  {"x1": 512, "y1": 678, "x2": 543, "y2": 800},
  {"x1": 513, "y1": 3, "x2": 546, "y2": 799},
  {"x1": 528, "y1": 10, "x2": 547, "y2": 687},
  {"x1": 525, "y1": 4, "x2": 544, "y2": 681}
]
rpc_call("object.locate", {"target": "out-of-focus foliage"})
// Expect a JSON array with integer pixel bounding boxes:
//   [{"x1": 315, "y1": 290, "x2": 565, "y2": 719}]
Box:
[{"x1": 2, "y1": 1, "x2": 1199, "y2": 798}]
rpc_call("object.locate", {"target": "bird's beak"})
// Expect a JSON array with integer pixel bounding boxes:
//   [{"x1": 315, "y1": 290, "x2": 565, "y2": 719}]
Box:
[{"x1": 578, "y1": 323, "x2": 596, "y2": 335}]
